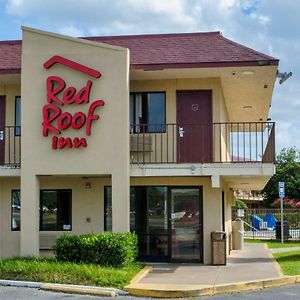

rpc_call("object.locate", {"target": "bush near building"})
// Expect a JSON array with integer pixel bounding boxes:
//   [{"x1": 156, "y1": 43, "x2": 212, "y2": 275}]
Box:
[{"x1": 54, "y1": 232, "x2": 138, "y2": 268}]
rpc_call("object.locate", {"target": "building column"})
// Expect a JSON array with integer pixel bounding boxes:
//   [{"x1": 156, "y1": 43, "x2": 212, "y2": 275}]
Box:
[
  {"x1": 112, "y1": 172, "x2": 130, "y2": 232},
  {"x1": 20, "y1": 174, "x2": 40, "y2": 256}
]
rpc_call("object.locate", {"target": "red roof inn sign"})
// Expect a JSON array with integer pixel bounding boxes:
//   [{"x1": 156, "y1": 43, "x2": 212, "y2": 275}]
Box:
[{"x1": 42, "y1": 55, "x2": 105, "y2": 150}]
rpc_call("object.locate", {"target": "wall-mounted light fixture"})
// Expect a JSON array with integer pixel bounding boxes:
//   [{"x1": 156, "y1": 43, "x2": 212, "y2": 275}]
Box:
[{"x1": 85, "y1": 182, "x2": 92, "y2": 189}]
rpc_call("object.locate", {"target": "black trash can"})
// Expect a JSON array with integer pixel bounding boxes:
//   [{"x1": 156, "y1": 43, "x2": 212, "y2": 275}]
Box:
[
  {"x1": 275, "y1": 221, "x2": 289, "y2": 240},
  {"x1": 211, "y1": 231, "x2": 226, "y2": 265}
]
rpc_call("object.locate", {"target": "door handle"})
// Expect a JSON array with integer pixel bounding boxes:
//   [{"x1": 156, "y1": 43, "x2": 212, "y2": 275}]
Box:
[
  {"x1": 0, "y1": 131, "x2": 4, "y2": 141},
  {"x1": 178, "y1": 126, "x2": 185, "y2": 137}
]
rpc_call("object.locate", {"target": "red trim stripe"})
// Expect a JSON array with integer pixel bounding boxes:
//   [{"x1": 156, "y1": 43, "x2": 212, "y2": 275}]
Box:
[{"x1": 43, "y1": 55, "x2": 101, "y2": 78}]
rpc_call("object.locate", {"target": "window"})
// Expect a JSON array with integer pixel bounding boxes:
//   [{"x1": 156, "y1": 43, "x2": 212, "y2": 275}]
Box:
[
  {"x1": 40, "y1": 190, "x2": 72, "y2": 231},
  {"x1": 11, "y1": 190, "x2": 21, "y2": 231},
  {"x1": 104, "y1": 187, "x2": 112, "y2": 231},
  {"x1": 15, "y1": 96, "x2": 21, "y2": 136},
  {"x1": 130, "y1": 92, "x2": 166, "y2": 133}
]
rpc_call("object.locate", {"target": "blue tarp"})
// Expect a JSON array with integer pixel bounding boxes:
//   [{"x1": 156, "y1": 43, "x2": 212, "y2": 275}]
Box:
[
  {"x1": 265, "y1": 212, "x2": 277, "y2": 229},
  {"x1": 251, "y1": 215, "x2": 264, "y2": 230}
]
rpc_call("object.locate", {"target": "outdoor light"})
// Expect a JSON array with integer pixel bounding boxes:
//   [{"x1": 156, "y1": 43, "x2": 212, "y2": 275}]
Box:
[
  {"x1": 276, "y1": 71, "x2": 293, "y2": 84},
  {"x1": 85, "y1": 182, "x2": 92, "y2": 189},
  {"x1": 242, "y1": 70, "x2": 255, "y2": 75}
]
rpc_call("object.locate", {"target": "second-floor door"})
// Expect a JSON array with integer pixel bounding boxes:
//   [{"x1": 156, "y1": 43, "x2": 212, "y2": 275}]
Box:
[
  {"x1": 176, "y1": 90, "x2": 212, "y2": 163},
  {"x1": 0, "y1": 95, "x2": 5, "y2": 165}
]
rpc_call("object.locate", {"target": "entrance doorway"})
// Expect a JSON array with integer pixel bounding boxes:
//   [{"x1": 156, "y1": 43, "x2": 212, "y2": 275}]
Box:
[
  {"x1": 0, "y1": 96, "x2": 6, "y2": 165},
  {"x1": 177, "y1": 90, "x2": 212, "y2": 163},
  {"x1": 170, "y1": 187, "x2": 202, "y2": 261},
  {"x1": 130, "y1": 186, "x2": 203, "y2": 262}
]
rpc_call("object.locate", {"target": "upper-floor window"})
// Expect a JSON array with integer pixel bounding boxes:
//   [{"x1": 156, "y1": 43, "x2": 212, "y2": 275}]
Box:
[
  {"x1": 15, "y1": 96, "x2": 21, "y2": 136},
  {"x1": 130, "y1": 92, "x2": 166, "y2": 133}
]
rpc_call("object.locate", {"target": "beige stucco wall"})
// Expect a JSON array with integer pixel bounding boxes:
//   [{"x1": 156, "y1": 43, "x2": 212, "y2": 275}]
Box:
[
  {"x1": 130, "y1": 78, "x2": 229, "y2": 163},
  {"x1": 0, "y1": 175, "x2": 226, "y2": 264},
  {"x1": 20, "y1": 27, "x2": 130, "y2": 256},
  {"x1": 0, "y1": 177, "x2": 20, "y2": 258},
  {"x1": 0, "y1": 176, "x2": 112, "y2": 258},
  {"x1": 0, "y1": 84, "x2": 20, "y2": 127}
]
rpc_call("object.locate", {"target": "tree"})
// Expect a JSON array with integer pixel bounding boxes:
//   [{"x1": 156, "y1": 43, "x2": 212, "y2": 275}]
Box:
[{"x1": 262, "y1": 147, "x2": 300, "y2": 207}]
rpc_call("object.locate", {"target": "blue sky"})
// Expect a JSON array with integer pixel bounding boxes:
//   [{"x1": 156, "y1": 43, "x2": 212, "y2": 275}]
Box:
[{"x1": 0, "y1": 0, "x2": 299, "y2": 152}]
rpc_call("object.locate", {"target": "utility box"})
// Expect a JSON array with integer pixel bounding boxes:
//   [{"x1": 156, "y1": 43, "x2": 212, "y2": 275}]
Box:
[
  {"x1": 276, "y1": 221, "x2": 290, "y2": 240},
  {"x1": 232, "y1": 220, "x2": 244, "y2": 250},
  {"x1": 211, "y1": 231, "x2": 226, "y2": 265}
]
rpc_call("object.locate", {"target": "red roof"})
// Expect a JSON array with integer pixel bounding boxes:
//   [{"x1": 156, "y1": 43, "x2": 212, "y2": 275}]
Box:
[{"x1": 0, "y1": 32, "x2": 279, "y2": 74}]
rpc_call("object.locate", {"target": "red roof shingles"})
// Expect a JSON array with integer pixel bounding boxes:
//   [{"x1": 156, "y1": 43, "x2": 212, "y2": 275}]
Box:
[
  {"x1": 0, "y1": 40, "x2": 22, "y2": 74},
  {"x1": 0, "y1": 32, "x2": 278, "y2": 74}
]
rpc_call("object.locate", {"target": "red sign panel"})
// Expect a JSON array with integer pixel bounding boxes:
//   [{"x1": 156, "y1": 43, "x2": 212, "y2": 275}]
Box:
[{"x1": 42, "y1": 56, "x2": 105, "y2": 150}]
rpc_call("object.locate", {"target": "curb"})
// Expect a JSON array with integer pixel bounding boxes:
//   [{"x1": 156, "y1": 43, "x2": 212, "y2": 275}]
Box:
[
  {"x1": 124, "y1": 276, "x2": 300, "y2": 298},
  {"x1": 130, "y1": 266, "x2": 153, "y2": 284},
  {"x1": 0, "y1": 279, "x2": 42, "y2": 289},
  {"x1": 0, "y1": 279, "x2": 125, "y2": 297},
  {"x1": 264, "y1": 243, "x2": 284, "y2": 277},
  {"x1": 41, "y1": 283, "x2": 118, "y2": 297}
]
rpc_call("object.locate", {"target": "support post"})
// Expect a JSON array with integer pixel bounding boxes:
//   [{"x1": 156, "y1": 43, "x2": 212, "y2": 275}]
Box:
[
  {"x1": 112, "y1": 173, "x2": 130, "y2": 232},
  {"x1": 280, "y1": 196, "x2": 284, "y2": 244},
  {"x1": 20, "y1": 174, "x2": 40, "y2": 256}
]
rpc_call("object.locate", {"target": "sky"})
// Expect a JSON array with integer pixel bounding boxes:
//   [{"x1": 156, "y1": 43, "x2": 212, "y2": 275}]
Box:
[{"x1": 0, "y1": 0, "x2": 299, "y2": 152}]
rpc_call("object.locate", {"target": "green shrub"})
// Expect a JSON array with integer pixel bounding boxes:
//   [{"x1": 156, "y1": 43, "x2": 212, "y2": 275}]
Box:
[
  {"x1": 53, "y1": 232, "x2": 138, "y2": 268},
  {"x1": 235, "y1": 199, "x2": 248, "y2": 209}
]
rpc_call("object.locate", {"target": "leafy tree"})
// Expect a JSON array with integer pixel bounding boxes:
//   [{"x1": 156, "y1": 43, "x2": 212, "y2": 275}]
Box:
[
  {"x1": 262, "y1": 147, "x2": 300, "y2": 207},
  {"x1": 235, "y1": 199, "x2": 248, "y2": 209}
]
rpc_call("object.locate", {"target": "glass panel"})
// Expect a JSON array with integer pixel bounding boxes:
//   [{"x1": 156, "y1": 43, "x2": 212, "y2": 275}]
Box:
[
  {"x1": 11, "y1": 190, "x2": 21, "y2": 231},
  {"x1": 130, "y1": 187, "x2": 135, "y2": 232},
  {"x1": 133, "y1": 93, "x2": 142, "y2": 133},
  {"x1": 104, "y1": 187, "x2": 112, "y2": 231},
  {"x1": 147, "y1": 93, "x2": 166, "y2": 133},
  {"x1": 15, "y1": 97, "x2": 21, "y2": 136},
  {"x1": 133, "y1": 186, "x2": 168, "y2": 257},
  {"x1": 57, "y1": 191, "x2": 72, "y2": 230},
  {"x1": 170, "y1": 188, "x2": 200, "y2": 260},
  {"x1": 130, "y1": 94, "x2": 134, "y2": 130},
  {"x1": 40, "y1": 190, "x2": 71, "y2": 231}
]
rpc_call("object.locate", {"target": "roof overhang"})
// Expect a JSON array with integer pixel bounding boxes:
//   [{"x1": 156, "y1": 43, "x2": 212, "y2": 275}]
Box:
[{"x1": 131, "y1": 63, "x2": 278, "y2": 123}]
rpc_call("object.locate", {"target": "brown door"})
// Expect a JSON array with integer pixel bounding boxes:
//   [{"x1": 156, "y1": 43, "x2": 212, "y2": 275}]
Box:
[
  {"x1": 0, "y1": 96, "x2": 6, "y2": 165},
  {"x1": 177, "y1": 90, "x2": 212, "y2": 163}
]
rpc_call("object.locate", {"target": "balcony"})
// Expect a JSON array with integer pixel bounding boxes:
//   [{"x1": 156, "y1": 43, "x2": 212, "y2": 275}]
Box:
[
  {"x1": 130, "y1": 122, "x2": 275, "y2": 164},
  {"x1": 0, "y1": 126, "x2": 21, "y2": 167},
  {"x1": 0, "y1": 122, "x2": 275, "y2": 168}
]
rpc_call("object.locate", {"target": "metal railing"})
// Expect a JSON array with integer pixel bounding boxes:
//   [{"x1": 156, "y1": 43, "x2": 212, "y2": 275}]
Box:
[
  {"x1": 0, "y1": 126, "x2": 21, "y2": 166},
  {"x1": 232, "y1": 207, "x2": 300, "y2": 240},
  {"x1": 130, "y1": 122, "x2": 275, "y2": 164}
]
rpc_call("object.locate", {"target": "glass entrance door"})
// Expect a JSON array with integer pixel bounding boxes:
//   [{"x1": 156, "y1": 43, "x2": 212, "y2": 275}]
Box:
[{"x1": 170, "y1": 187, "x2": 202, "y2": 261}]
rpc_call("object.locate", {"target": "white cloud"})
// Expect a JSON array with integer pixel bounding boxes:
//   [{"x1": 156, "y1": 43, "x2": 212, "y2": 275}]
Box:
[{"x1": 57, "y1": 25, "x2": 84, "y2": 37}]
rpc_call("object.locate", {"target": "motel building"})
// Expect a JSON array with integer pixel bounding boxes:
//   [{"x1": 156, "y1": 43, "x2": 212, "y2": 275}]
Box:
[{"x1": 0, "y1": 27, "x2": 278, "y2": 263}]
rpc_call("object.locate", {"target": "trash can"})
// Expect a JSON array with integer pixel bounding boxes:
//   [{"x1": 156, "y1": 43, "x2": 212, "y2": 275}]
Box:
[
  {"x1": 211, "y1": 231, "x2": 226, "y2": 265},
  {"x1": 276, "y1": 221, "x2": 290, "y2": 240},
  {"x1": 232, "y1": 220, "x2": 244, "y2": 250}
]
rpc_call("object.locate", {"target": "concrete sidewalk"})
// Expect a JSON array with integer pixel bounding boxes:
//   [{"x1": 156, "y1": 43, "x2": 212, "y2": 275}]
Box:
[
  {"x1": 139, "y1": 243, "x2": 282, "y2": 285},
  {"x1": 124, "y1": 243, "x2": 298, "y2": 297}
]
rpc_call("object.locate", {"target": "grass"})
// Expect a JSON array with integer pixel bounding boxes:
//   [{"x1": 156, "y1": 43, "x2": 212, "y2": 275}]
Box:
[
  {"x1": 273, "y1": 251, "x2": 300, "y2": 276},
  {"x1": 245, "y1": 239, "x2": 300, "y2": 248},
  {"x1": 0, "y1": 257, "x2": 143, "y2": 289}
]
